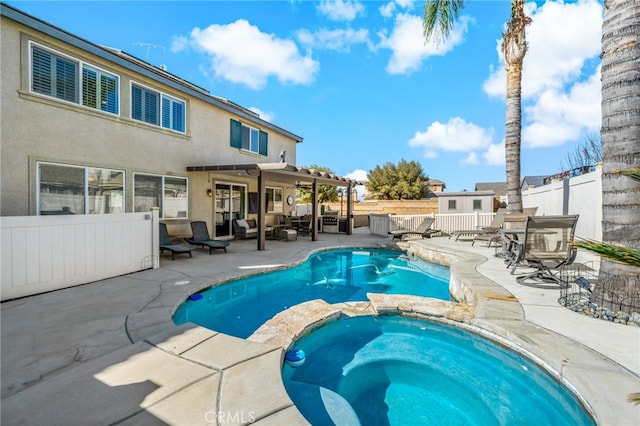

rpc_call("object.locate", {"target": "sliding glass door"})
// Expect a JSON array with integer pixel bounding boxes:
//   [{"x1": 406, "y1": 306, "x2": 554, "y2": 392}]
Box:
[{"x1": 214, "y1": 183, "x2": 246, "y2": 237}]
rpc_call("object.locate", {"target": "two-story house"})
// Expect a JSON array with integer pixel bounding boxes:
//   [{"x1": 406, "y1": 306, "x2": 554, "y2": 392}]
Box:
[{"x1": 1, "y1": 3, "x2": 356, "y2": 245}]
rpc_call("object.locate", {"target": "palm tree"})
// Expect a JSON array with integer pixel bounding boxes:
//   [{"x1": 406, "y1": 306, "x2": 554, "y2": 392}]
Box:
[
  {"x1": 423, "y1": 0, "x2": 530, "y2": 214},
  {"x1": 596, "y1": 0, "x2": 640, "y2": 309}
]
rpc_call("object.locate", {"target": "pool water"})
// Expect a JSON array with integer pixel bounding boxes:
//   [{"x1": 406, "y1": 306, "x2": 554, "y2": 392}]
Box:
[
  {"x1": 282, "y1": 316, "x2": 594, "y2": 426},
  {"x1": 172, "y1": 249, "x2": 450, "y2": 338}
]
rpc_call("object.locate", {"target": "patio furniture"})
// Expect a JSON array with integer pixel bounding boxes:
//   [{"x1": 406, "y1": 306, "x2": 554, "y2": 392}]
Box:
[
  {"x1": 279, "y1": 228, "x2": 298, "y2": 241},
  {"x1": 495, "y1": 213, "x2": 532, "y2": 257},
  {"x1": 452, "y1": 207, "x2": 538, "y2": 247},
  {"x1": 450, "y1": 208, "x2": 507, "y2": 243},
  {"x1": 505, "y1": 214, "x2": 580, "y2": 287},
  {"x1": 159, "y1": 223, "x2": 193, "y2": 260},
  {"x1": 388, "y1": 217, "x2": 440, "y2": 241},
  {"x1": 185, "y1": 221, "x2": 230, "y2": 254},
  {"x1": 233, "y1": 219, "x2": 258, "y2": 239},
  {"x1": 232, "y1": 219, "x2": 274, "y2": 239}
]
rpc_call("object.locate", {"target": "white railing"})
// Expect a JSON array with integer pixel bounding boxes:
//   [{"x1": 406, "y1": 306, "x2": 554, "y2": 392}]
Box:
[
  {"x1": 369, "y1": 212, "x2": 495, "y2": 237},
  {"x1": 1, "y1": 211, "x2": 159, "y2": 301},
  {"x1": 434, "y1": 212, "x2": 495, "y2": 234}
]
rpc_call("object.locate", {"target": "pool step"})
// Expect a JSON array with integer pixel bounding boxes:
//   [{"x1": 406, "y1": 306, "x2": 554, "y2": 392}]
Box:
[{"x1": 286, "y1": 381, "x2": 361, "y2": 426}]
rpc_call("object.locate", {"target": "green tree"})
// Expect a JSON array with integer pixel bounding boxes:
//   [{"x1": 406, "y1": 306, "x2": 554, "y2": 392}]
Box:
[
  {"x1": 366, "y1": 159, "x2": 429, "y2": 200},
  {"x1": 296, "y1": 164, "x2": 339, "y2": 203},
  {"x1": 423, "y1": 0, "x2": 531, "y2": 214}
]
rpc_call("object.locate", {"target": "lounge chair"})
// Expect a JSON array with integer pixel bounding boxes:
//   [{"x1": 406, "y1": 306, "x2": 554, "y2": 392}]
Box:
[
  {"x1": 505, "y1": 214, "x2": 579, "y2": 287},
  {"x1": 388, "y1": 217, "x2": 440, "y2": 240},
  {"x1": 159, "y1": 223, "x2": 193, "y2": 260},
  {"x1": 453, "y1": 207, "x2": 538, "y2": 247},
  {"x1": 450, "y1": 208, "x2": 506, "y2": 243},
  {"x1": 185, "y1": 221, "x2": 230, "y2": 254}
]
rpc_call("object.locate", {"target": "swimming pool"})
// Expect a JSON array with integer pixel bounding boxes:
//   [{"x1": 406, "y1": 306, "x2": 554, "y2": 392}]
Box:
[
  {"x1": 172, "y1": 248, "x2": 450, "y2": 338},
  {"x1": 282, "y1": 315, "x2": 594, "y2": 426}
]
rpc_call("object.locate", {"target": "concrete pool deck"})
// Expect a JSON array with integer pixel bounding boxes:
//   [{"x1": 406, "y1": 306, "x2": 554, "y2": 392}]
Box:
[{"x1": 1, "y1": 230, "x2": 639, "y2": 425}]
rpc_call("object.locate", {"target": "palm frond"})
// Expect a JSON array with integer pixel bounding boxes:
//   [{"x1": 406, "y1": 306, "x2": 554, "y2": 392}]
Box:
[
  {"x1": 573, "y1": 238, "x2": 640, "y2": 267},
  {"x1": 613, "y1": 168, "x2": 640, "y2": 182},
  {"x1": 423, "y1": 0, "x2": 464, "y2": 45}
]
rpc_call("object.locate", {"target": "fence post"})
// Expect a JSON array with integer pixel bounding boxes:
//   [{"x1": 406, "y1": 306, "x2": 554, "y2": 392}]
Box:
[
  {"x1": 473, "y1": 211, "x2": 479, "y2": 228},
  {"x1": 151, "y1": 207, "x2": 160, "y2": 269}
]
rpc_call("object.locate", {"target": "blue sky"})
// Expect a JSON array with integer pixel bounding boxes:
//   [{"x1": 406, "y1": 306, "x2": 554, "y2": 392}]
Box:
[{"x1": 9, "y1": 0, "x2": 603, "y2": 192}]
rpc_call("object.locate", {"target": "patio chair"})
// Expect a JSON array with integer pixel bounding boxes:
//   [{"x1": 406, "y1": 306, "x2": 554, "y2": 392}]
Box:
[
  {"x1": 185, "y1": 221, "x2": 230, "y2": 254},
  {"x1": 506, "y1": 214, "x2": 579, "y2": 287},
  {"x1": 388, "y1": 217, "x2": 440, "y2": 241},
  {"x1": 159, "y1": 222, "x2": 193, "y2": 260},
  {"x1": 450, "y1": 208, "x2": 506, "y2": 243},
  {"x1": 494, "y1": 213, "x2": 533, "y2": 257},
  {"x1": 471, "y1": 207, "x2": 538, "y2": 247}
]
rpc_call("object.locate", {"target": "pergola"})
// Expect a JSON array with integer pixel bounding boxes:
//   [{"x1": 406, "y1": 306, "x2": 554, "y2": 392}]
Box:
[{"x1": 186, "y1": 162, "x2": 361, "y2": 250}]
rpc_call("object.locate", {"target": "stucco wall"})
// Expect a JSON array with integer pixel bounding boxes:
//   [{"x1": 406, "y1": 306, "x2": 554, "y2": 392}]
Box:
[{"x1": 0, "y1": 14, "x2": 299, "y2": 218}]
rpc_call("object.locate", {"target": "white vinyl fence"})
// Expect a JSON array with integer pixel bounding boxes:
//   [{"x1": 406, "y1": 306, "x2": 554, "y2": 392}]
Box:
[
  {"x1": 1, "y1": 211, "x2": 159, "y2": 301},
  {"x1": 370, "y1": 166, "x2": 602, "y2": 241},
  {"x1": 370, "y1": 212, "x2": 495, "y2": 236},
  {"x1": 522, "y1": 166, "x2": 602, "y2": 241}
]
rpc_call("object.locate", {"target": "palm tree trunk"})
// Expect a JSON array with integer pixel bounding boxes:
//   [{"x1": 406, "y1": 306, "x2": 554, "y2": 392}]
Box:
[
  {"x1": 502, "y1": 0, "x2": 531, "y2": 214},
  {"x1": 597, "y1": 0, "x2": 640, "y2": 310},
  {"x1": 504, "y1": 66, "x2": 523, "y2": 214}
]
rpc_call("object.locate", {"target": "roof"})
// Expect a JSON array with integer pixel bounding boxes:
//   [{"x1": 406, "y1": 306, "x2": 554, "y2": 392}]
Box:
[
  {"x1": 435, "y1": 190, "x2": 495, "y2": 197},
  {"x1": 475, "y1": 182, "x2": 508, "y2": 195},
  {"x1": 0, "y1": 2, "x2": 303, "y2": 143},
  {"x1": 521, "y1": 176, "x2": 548, "y2": 188},
  {"x1": 186, "y1": 163, "x2": 362, "y2": 187},
  {"x1": 427, "y1": 178, "x2": 445, "y2": 188}
]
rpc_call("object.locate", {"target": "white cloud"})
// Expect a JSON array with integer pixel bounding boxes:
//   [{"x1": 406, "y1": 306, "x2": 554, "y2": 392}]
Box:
[
  {"x1": 377, "y1": 13, "x2": 470, "y2": 75},
  {"x1": 482, "y1": 143, "x2": 505, "y2": 166},
  {"x1": 296, "y1": 27, "x2": 370, "y2": 52},
  {"x1": 345, "y1": 169, "x2": 368, "y2": 200},
  {"x1": 180, "y1": 20, "x2": 319, "y2": 90},
  {"x1": 170, "y1": 35, "x2": 189, "y2": 52},
  {"x1": 345, "y1": 169, "x2": 368, "y2": 181},
  {"x1": 248, "y1": 107, "x2": 274, "y2": 123},
  {"x1": 485, "y1": 0, "x2": 602, "y2": 100},
  {"x1": 523, "y1": 65, "x2": 601, "y2": 147},
  {"x1": 408, "y1": 117, "x2": 494, "y2": 155},
  {"x1": 379, "y1": 0, "x2": 416, "y2": 18},
  {"x1": 462, "y1": 152, "x2": 479, "y2": 165},
  {"x1": 481, "y1": 0, "x2": 603, "y2": 150},
  {"x1": 317, "y1": 0, "x2": 365, "y2": 22}
]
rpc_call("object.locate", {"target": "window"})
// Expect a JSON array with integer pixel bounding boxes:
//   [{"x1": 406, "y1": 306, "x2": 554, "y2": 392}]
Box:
[
  {"x1": 473, "y1": 199, "x2": 483, "y2": 210},
  {"x1": 448, "y1": 200, "x2": 457, "y2": 210},
  {"x1": 265, "y1": 187, "x2": 283, "y2": 213},
  {"x1": 31, "y1": 43, "x2": 119, "y2": 114},
  {"x1": 134, "y1": 174, "x2": 188, "y2": 218},
  {"x1": 230, "y1": 119, "x2": 268, "y2": 155},
  {"x1": 131, "y1": 83, "x2": 185, "y2": 133},
  {"x1": 38, "y1": 162, "x2": 124, "y2": 215}
]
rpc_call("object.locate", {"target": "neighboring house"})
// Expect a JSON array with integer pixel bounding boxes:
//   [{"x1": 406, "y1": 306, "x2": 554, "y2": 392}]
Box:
[
  {"x1": 521, "y1": 176, "x2": 548, "y2": 191},
  {"x1": 0, "y1": 3, "x2": 357, "y2": 243},
  {"x1": 436, "y1": 191, "x2": 495, "y2": 215},
  {"x1": 427, "y1": 178, "x2": 446, "y2": 193},
  {"x1": 475, "y1": 182, "x2": 507, "y2": 209}
]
